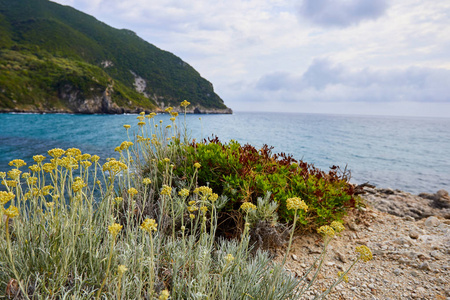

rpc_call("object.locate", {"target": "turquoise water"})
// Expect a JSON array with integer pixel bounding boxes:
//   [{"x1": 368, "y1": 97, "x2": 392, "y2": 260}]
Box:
[{"x1": 1, "y1": 112, "x2": 449, "y2": 194}]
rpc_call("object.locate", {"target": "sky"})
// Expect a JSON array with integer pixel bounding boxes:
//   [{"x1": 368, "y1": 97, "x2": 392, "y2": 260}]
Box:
[{"x1": 51, "y1": 0, "x2": 450, "y2": 117}]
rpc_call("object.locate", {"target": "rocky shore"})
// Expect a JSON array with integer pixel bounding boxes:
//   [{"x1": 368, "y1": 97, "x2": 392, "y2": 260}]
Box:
[{"x1": 280, "y1": 188, "x2": 450, "y2": 299}]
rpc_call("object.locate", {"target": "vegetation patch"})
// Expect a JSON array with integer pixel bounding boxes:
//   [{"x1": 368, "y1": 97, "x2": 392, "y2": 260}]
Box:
[{"x1": 0, "y1": 102, "x2": 371, "y2": 299}]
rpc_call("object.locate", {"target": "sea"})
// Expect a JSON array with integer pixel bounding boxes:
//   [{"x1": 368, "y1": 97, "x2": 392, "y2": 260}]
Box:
[{"x1": 1, "y1": 111, "x2": 449, "y2": 195}]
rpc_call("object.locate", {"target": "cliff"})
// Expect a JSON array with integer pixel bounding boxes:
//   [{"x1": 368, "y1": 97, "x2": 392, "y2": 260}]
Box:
[{"x1": 0, "y1": 0, "x2": 232, "y2": 114}]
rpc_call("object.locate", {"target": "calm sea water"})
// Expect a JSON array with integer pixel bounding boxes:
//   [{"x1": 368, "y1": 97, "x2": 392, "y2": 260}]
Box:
[{"x1": 1, "y1": 112, "x2": 449, "y2": 194}]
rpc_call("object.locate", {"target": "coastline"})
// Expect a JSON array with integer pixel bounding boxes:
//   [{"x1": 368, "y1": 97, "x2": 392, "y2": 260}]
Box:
[
  {"x1": 0, "y1": 106, "x2": 233, "y2": 115},
  {"x1": 277, "y1": 187, "x2": 450, "y2": 299}
]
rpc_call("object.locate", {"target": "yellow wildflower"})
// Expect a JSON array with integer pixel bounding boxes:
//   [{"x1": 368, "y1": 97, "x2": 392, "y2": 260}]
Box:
[
  {"x1": 178, "y1": 188, "x2": 189, "y2": 197},
  {"x1": 65, "y1": 148, "x2": 81, "y2": 157},
  {"x1": 0, "y1": 191, "x2": 15, "y2": 205},
  {"x1": 180, "y1": 100, "x2": 190, "y2": 107},
  {"x1": 169, "y1": 117, "x2": 176, "y2": 122},
  {"x1": 9, "y1": 159, "x2": 26, "y2": 168},
  {"x1": 164, "y1": 107, "x2": 173, "y2": 113},
  {"x1": 143, "y1": 178, "x2": 152, "y2": 185},
  {"x1": 189, "y1": 214, "x2": 195, "y2": 219},
  {"x1": 161, "y1": 185, "x2": 172, "y2": 196},
  {"x1": 140, "y1": 218, "x2": 158, "y2": 233},
  {"x1": 286, "y1": 197, "x2": 308, "y2": 211},
  {"x1": 103, "y1": 159, "x2": 128, "y2": 175},
  {"x1": 42, "y1": 185, "x2": 53, "y2": 196},
  {"x1": 331, "y1": 221, "x2": 345, "y2": 233},
  {"x1": 26, "y1": 177, "x2": 38, "y2": 186},
  {"x1": 80, "y1": 161, "x2": 92, "y2": 168},
  {"x1": 194, "y1": 162, "x2": 201, "y2": 169},
  {"x1": 317, "y1": 225, "x2": 335, "y2": 237},
  {"x1": 240, "y1": 202, "x2": 257, "y2": 212},
  {"x1": 4, "y1": 205, "x2": 19, "y2": 218},
  {"x1": 108, "y1": 223, "x2": 123, "y2": 238},
  {"x1": 139, "y1": 111, "x2": 145, "y2": 116},
  {"x1": 91, "y1": 155, "x2": 100, "y2": 162},
  {"x1": 2, "y1": 180, "x2": 17, "y2": 187},
  {"x1": 188, "y1": 206, "x2": 198, "y2": 212},
  {"x1": 0, "y1": 172, "x2": 5, "y2": 178},
  {"x1": 29, "y1": 164, "x2": 41, "y2": 172},
  {"x1": 138, "y1": 121, "x2": 146, "y2": 126},
  {"x1": 166, "y1": 125, "x2": 171, "y2": 129},
  {"x1": 193, "y1": 186, "x2": 213, "y2": 198},
  {"x1": 209, "y1": 193, "x2": 219, "y2": 202},
  {"x1": 162, "y1": 158, "x2": 170, "y2": 163},
  {"x1": 33, "y1": 155, "x2": 46, "y2": 163},
  {"x1": 7, "y1": 169, "x2": 21, "y2": 180},
  {"x1": 120, "y1": 141, "x2": 133, "y2": 150},
  {"x1": 355, "y1": 245, "x2": 373, "y2": 262},
  {"x1": 188, "y1": 200, "x2": 196, "y2": 206},
  {"x1": 128, "y1": 187, "x2": 138, "y2": 196},
  {"x1": 118, "y1": 265, "x2": 128, "y2": 276},
  {"x1": 81, "y1": 154, "x2": 91, "y2": 160},
  {"x1": 159, "y1": 290, "x2": 170, "y2": 300},
  {"x1": 225, "y1": 253, "x2": 234, "y2": 263},
  {"x1": 337, "y1": 271, "x2": 349, "y2": 283},
  {"x1": 72, "y1": 177, "x2": 87, "y2": 193},
  {"x1": 123, "y1": 124, "x2": 131, "y2": 129},
  {"x1": 137, "y1": 116, "x2": 145, "y2": 121},
  {"x1": 114, "y1": 197, "x2": 123, "y2": 204},
  {"x1": 21, "y1": 172, "x2": 30, "y2": 179},
  {"x1": 200, "y1": 206, "x2": 208, "y2": 213},
  {"x1": 42, "y1": 163, "x2": 55, "y2": 173}
]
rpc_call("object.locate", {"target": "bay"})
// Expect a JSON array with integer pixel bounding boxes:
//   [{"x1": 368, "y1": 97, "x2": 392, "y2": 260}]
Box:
[{"x1": 1, "y1": 112, "x2": 449, "y2": 194}]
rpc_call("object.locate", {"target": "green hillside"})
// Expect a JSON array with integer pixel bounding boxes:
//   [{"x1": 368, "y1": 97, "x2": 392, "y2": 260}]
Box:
[{"x1": 0, "y1": 0, "x2": 230, "y2": 113}]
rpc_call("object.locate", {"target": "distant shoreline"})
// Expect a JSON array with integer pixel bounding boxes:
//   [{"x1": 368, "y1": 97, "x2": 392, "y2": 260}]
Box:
[{"x1": 0, "y1": 107, "x2": 233, "y2": 115}]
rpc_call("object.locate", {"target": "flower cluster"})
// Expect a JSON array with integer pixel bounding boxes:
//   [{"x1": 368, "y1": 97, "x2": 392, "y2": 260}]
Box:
[
  {"x1": 48, "y1": 148, "x2": 65, "y2": 158},
  {"x1": 225, "y1": 253, "x2": 234, "y2": 263},
  {"x1": 128, "y1": 188, "x2": 138, "y2": 196},
  {"x1": 286, "y1": 197, "x2": 308, "y2": 211},
  {"x1": 0, "y1": 191, "x2": 15, "y2": 206},
  {"x1": 103, "y1": 159, "x2": 128, "y2": 175},
  {"x1": 33, "y1": 155, "x2": 46, "y2": 163},
  {"x1": 9, "y1": 159, "x2": 26, "y2": 168},
  {"x1": 65, "y1": 148, "x2": 81, "y2": 157},
  {"x1": 161, "y1": 185, "x2": 172, "y2": 196},
  {"x1": 108, "y1": 223, "x2": 123, "y2": 238},
  {"x1": 240, "y1": 202, "x2": 257, "y2": 212},
  {"x1": 72, "y1": 177, "x2": 87, "y2": 193},
  {"x1": 140, "y1": 218, "x2": 158, "y2": 233},
  {"x1": 159, "y1": 290, "x2": 170, "y2": 300},
  {"x1": 178, "y1": 188, "x2": 189, "y2": 197},
  {"x1": 4, "y1": 205, "x2": 19, "y2": 218},
  {"x1": 330, "y1": 221, "x2": 345, "y2": 233},
  {"x1": 355, "y1": 245, "x2": 373, "y2": 262},
  {"x1": 180, "y1": 100, "x2": 190, "y2": 107},
  {"x1": 317, "y1": 225, "x2": 335, "y2": 237}
]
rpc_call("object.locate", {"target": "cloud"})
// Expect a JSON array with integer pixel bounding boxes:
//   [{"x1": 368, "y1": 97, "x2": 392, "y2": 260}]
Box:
[
  {"x1": 297, "y1": 0, "x2": 389, "y2": 27},
  {"x1": 255, "y1": 58, "x2": 450, "y2": 103}
]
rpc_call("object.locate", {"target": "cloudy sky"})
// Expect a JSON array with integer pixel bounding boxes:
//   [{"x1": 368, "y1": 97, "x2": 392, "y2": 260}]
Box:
[{"x1": 51, "y1": 0, "x2": 450, "y2": 117}]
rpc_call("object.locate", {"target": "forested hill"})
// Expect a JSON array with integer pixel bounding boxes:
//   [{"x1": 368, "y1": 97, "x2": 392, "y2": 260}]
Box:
[{"x1": 0, "y1": 0, "x2": 231, "y2": 114}]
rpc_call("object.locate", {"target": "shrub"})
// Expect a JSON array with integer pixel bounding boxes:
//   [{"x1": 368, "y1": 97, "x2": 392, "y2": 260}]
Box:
[{"x1": 174, "y1": 137, "x2": 356, "y2": 227}]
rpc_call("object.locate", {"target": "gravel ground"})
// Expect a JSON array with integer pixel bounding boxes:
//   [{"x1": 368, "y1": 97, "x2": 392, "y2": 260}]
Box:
[{"x1": 276, "y1": 205, "x2": 450, "y2": 299}]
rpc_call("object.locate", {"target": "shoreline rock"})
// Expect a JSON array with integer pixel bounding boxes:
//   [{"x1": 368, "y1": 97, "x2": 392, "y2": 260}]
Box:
[{"x1": 360, "y1": 187, "x2": 450, "y2": 220}]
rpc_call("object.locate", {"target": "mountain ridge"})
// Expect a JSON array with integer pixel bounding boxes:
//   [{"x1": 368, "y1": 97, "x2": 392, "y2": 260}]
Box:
[{"x1": 0, "y1": 0, "x2": 232, "y2": 114}]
